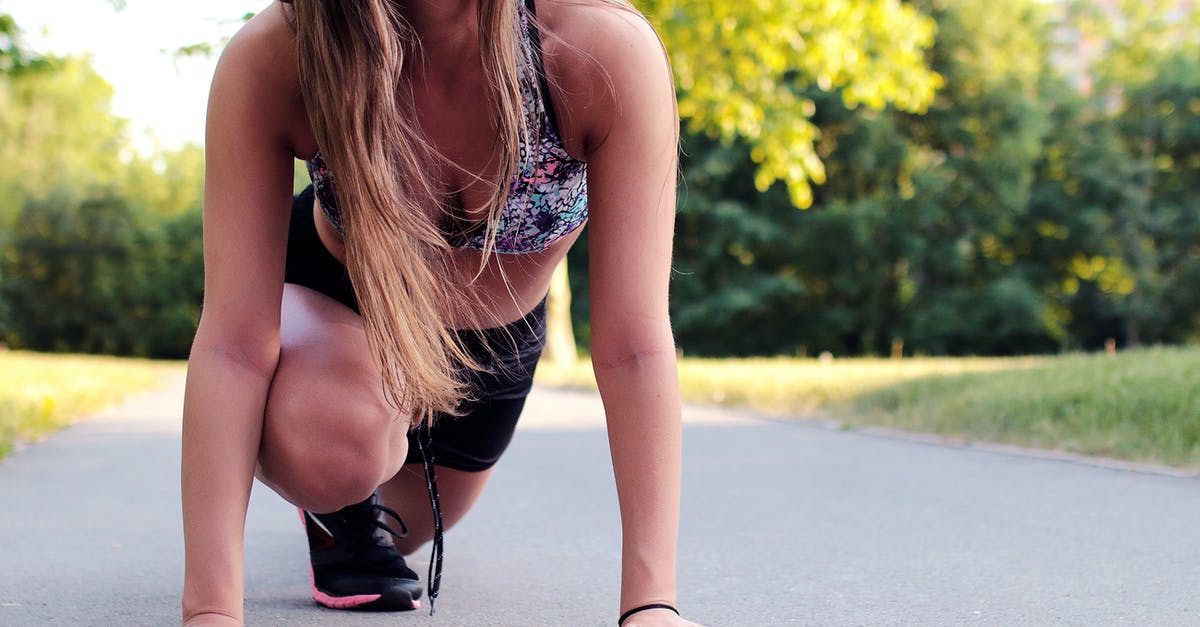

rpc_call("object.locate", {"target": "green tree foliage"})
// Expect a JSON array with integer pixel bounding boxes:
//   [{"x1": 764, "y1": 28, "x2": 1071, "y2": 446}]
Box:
[
  {"x1": 0, "y1": 12, "x2": 26, "y2": 71},
  {"x1": 3, "y1": 193, "x2": 141, "y2": 353},
  {"x1": 0, "y1": 56, "x2": 129, "y2": 224},
  {"x1": 1047, "y1": 0, "x2": 1200, "y2": 346},
  {"x1": 568, "y1": 0, "x2": 944, "y2": 352},
  {"x1": 1020, "y1": 78, "x2": 1135, "y2": 349},
  {"x1": 0, "y1": 191, "x2": 203, "y2": 357},
  {"x1": 118, "y1": 144, "x2": 206, "y2": 217},
  {"x1": 0, "y1": 13, "x2": 205, "y2": 356},
  {"x1": 642, "y1": 0, "x2": 1200, "y2": 356},
  {"x1": 650, "y1": 0, "x2": 1065, "y2": 356},
  {"x1": 3, "y1": 3, "x2": 1196, "y2": 359},
  {"x1": 1113, "y1": 53, "x2": 1200, "y2": 344},
  {"x1": 884, "y1": 0, "x2": 1060, "y2": 354},
  {"x1": 642, "y1": 0, "x2": 943, "y2": 208}
]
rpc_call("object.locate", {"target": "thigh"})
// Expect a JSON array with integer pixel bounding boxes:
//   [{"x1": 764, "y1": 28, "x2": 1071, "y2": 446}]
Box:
[{"x1": 257, "y1": 283, "x2": 410, "y2": 510}]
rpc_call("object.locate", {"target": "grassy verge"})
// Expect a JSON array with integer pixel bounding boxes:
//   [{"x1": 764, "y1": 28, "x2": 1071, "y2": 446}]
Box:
[
  {"x1": 846, "y1": 347, "x2": 1199, "y2": 468},
  {"x1": 535, "y1": 355, "x2": 1044, "y2": 414},
  {"x1": 534, "y1": 347, "x2": 1199, "y2": 469},
  {"x1": 0, "y1": 351, "x2": 184, "y2": 460}
]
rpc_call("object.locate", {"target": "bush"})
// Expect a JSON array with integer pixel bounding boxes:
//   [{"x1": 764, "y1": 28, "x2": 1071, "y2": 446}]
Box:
[{"x1": 0, "y1": 190, "x2": 203, "y2": 357}]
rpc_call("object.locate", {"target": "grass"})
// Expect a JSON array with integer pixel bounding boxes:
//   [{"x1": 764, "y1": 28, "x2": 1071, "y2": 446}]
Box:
[
  {"x1": 6, "y1": 347, "x2": 1195, "y2": 469},
  {"x1": 0, "y1": 350, "x2": 184, "y2": 460},
  {"x1": 535, "y1": 347, "x2": 1200, "y2": 469},
  {"x1": 535, "y1": 354, "x2": 1044, "y2": 414},
  {"x1": 847, "y1": 347, "x2": 1199, "y2": 469}
]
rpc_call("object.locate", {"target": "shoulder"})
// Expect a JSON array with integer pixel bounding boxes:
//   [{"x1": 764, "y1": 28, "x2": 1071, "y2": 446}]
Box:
[
  {"x1": 537, "y1": 0, "x2": 665, "y2": 58},
  {"x1": 216, "y1": 3, "x2": 296, "y2": 89},
  {"x1": 209, "y1": 3, "x2": 311, "y2": 156},
  {"x1": 533, "y1": 0, "x2": 675, "y2": 156}
]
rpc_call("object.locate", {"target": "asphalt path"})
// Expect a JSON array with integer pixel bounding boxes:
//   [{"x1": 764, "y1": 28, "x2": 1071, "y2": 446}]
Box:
[{"x1": 1, "y1": 374, "x2": 1197, "y2": 626}]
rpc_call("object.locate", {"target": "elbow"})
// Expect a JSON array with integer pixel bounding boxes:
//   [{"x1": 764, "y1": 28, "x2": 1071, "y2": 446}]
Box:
[
  {"x1": 589, "y1": 313, "x2": 677, "y2": 373},
  {"x1": 189, "y1": 317, "x2": 281, "y2": 381},
  {"x1": 590, "y1": 339, "x2": 678, "y2": 374}
]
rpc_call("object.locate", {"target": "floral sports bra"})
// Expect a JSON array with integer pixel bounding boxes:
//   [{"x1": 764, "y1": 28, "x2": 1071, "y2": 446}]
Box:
[{"x1": 306, "y1": 0, "x2": 588, "y2": 255}]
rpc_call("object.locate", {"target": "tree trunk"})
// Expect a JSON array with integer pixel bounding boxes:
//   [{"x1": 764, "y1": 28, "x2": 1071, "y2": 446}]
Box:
[{"x1": 544, "y1": 258, "x2": 578, "y2": 366}]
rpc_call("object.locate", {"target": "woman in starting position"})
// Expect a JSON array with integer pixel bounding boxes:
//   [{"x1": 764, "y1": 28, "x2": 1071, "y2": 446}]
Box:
[{"x1": 183, "y1": 0, "x2": 694, "y2": 625}]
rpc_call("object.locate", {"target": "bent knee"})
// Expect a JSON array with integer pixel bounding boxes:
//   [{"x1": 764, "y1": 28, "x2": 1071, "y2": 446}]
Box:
[{"x1": 259, "y1": 389, "x2": 406, "y2": 512}]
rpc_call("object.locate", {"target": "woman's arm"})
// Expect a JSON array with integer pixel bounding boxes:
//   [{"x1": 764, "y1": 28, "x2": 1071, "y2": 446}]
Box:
[
  {"x1": 552, "y1": 5, "x2": 692, "y2": 625},
  {"x1": 182, "y1": 6, "x2": 300, "y2": 624}
]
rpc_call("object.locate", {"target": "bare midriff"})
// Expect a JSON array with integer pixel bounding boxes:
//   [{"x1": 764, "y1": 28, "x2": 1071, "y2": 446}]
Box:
[{"x1": 312, "y1": 196, "x2": 580, "y2": 330}]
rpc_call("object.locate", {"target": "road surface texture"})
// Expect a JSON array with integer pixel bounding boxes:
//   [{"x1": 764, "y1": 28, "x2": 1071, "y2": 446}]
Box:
[{"x1": 1, "y1": 374, "x2": 1197, "y2": 626}]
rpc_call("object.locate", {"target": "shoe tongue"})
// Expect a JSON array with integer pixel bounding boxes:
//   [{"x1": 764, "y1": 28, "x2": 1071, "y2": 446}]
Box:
[
  {"x1": 371, "y1": 526, "x2": 398, "y2": 548},
  {"x1": 341, "y1": 495, "x2": 379, "y2": 519},
  {"x1": 331, "y1": 510, "x2": 388, "y2": 549},
  {"x1": 329, "y1": 499, "x2": 375, "y2": 526},
  {"x1": 335, "y1": 496, "x2": 407, "y2": 548}
]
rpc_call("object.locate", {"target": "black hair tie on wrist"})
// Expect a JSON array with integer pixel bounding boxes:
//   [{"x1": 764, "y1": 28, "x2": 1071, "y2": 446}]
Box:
[{"x1": 618, "y1": 603, "x2": 679, "y2": 626}]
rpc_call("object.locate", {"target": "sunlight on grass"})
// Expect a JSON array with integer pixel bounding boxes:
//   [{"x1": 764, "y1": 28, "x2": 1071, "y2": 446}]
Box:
[
  {"x1": 847, "y1": 347, "x2": 1200, "y2": 468},
  {"x1": 7, "y1": 347, "x2": 1195, "y2": 469},
  {"x1": 536, "y1": 348, "x2": 1199, "y2": 469},
  {"x1": 536, "y1": 355, "x2": 1043, "y2": 415},
  {"x1": 0, "y1": 351, "x2": 184, "y2": 459}
]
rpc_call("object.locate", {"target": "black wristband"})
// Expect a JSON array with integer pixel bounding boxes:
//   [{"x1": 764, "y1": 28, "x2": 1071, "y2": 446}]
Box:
[{"x1": 618, "y1": 603, "x2": 679, "y2": 626}]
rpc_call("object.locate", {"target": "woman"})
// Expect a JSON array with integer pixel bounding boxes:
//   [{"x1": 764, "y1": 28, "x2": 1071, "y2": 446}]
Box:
[{"x1": 182, "y1": 0, "x2": 694, "y2": 625}]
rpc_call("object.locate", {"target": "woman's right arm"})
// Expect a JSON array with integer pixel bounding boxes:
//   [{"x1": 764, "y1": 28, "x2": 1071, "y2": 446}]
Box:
[{"x1": 181, "y1": 6, "x2": 301, "y2": 625}]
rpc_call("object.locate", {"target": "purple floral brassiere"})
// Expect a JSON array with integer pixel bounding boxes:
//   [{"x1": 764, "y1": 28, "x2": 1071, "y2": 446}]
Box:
[{"x1": 305, "y1": 5, "x2": 587, "y2": 255}]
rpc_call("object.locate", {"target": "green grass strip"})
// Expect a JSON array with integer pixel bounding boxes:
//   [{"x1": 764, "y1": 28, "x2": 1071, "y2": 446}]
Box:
[
  {"x1": 536, "y1": 347, "x2": 1199, "y2": 469},
  {"x1": 0, "y1": 351, "x2": 183, "y2": 460},
  {"x1": 846, "y1": 347, "x2": 1200, "y2": 468},
  {"x1": 535, "y1": 354, "x2": 1040, "y2": 414}
]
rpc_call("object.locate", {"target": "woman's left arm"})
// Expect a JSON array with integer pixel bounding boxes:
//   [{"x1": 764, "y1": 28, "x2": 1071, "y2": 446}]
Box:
[{"x1": 568, "y1": 7, "x2": 695, "y2": 626}]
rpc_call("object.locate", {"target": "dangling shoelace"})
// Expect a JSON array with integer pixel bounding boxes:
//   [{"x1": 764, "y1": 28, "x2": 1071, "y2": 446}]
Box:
[{"x1": 416, "y1": 420, "x2": 444, "y2": 616}]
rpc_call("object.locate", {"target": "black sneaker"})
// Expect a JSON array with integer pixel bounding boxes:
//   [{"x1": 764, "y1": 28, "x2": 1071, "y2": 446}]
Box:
[{"x1": 300, "y1": 492, "x2": 423, "y2": 611}]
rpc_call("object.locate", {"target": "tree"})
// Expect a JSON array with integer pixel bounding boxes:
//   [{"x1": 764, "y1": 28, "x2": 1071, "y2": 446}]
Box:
[
  {"x1": 0, "y1": 187, "x2": 205, "y2": 356},
  {"x1": 1114, "y1": 52, "x2": 1200, "y2": 344},
  {"x1": 0, "y1": 12, "x2": 207, "y2": 356},
  {"x1": 565, "y1": 0, "x2": 944, "y2": 354},
  {"x1": 0, "y1": 12, "x2": 28, "y2": 71},
  {"x1": 0, "y1": 55, "x2": 129, "y2": 224},
  {"x1": 1061, "y1": 0, "x2": 1200, "y2": 346},
  {"x1": 641, "y1": 0, "x2": 942, "y2": 209}
]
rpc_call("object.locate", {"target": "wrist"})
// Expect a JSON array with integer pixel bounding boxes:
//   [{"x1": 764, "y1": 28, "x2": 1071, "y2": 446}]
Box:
[
  {"x1": 620, "y1": 550, "x2": 676, "y2": 614},
  {"x1": 621, "y1": 585, "x2": 677, "y2": 614},
  {"x1": 618, "y1": 603, "x2": 679, "y2": 626},
  {"x1": 182, "y1": 610, "x2": 242, "y2": 627},
  {"x1": 182, "y1": 538, "x2": 244, "y2": 622},
  {"x1": 182, "y1": 576, "x2": 243, "y2": 627}
]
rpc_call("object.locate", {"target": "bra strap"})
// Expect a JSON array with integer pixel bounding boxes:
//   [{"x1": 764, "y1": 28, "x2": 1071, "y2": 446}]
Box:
[{"x1": 522, "y1": 0, "x2": 563, "y2": 138}]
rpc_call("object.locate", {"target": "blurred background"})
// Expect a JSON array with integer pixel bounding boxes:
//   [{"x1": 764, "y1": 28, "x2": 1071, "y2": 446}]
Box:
[
  {"x1": 0, "y1": 1, "x2": 1196, "y2": 466},
  {"x1": 2, "y1": 0, "x2": 1198, "y2": 358}
]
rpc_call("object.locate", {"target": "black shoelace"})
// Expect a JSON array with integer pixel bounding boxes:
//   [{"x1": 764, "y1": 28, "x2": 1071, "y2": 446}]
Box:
[
  {"x1": 416, "y1": 420, "x2": 444, "y2": 615},
  {"x1": 364, "y1": 500, "x2": 409, "y2": 544}
]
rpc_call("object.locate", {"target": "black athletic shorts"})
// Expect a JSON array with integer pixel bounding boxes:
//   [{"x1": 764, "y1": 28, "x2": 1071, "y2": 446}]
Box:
[{"x1": 284, "y1": 185, "x2": 546, "y2": 472}]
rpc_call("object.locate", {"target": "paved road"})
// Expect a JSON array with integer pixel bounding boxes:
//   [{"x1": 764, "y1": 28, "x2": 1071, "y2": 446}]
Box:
[{"x1": 1, "y1": 375, "x2": 1197, "y2": 626}]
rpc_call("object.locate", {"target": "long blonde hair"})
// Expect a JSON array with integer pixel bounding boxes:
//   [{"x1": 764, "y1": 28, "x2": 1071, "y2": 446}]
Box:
[
  {"x1": 286, "y1": 0, "x2": 530, "y2": 426},
  {"x1": 285, "y1": 0, "x2": 671, "y2": 426}
]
